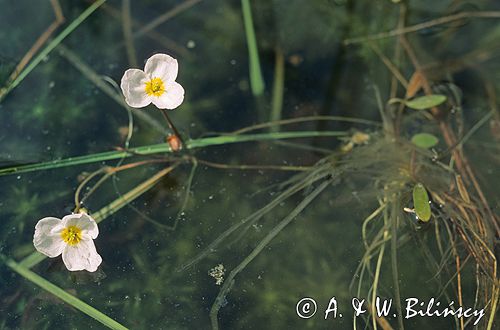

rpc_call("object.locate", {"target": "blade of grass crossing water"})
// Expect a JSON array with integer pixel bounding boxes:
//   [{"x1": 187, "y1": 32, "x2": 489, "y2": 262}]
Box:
[
  {"x1": 0, "y1": 131, "x2": 348, "y2": 176},
  {"x1": 1, "y1": 256, "x2": 128, "y2": 330},
  {"x1": 270, "y1": 48, "x2": 285, "y2": 131},
  {"x1": 241, "y1": 0, "x2": 265, "y2": 96}
]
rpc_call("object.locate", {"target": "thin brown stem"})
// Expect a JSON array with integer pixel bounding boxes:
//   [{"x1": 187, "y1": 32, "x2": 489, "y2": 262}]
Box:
[
  {"x1": 90, "y1": 0, "x2": 189, "y2": 57},
  {"x1": 133, "y1": 0, "x2": 203, "y2": 38},
  {"x1": 229, "y1": 115, "x2": 379, "y2": 135},
  {"x1": 160, "y1": 109, "x2": 185, "y2": 148},
  {"x1": 345, "y1": 11, "x2": 500, "y2": 45},
  {"x1": 369, "y1": 42, "x2": 408, "y2": 89},
  {"x1": 195, "y1": 159, "x2": 311, "y2": 172},
  {"x1": 390, "y1": 4, "x2": 406, "y2": 100},
  {"x1": 74, "y1": 159, "x2": 171, "y2": 211}
]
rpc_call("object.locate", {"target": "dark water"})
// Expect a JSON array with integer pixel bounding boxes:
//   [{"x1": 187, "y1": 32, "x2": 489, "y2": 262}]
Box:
[{"x1": 1, "y1": 1, "x2": 499, "y2": 329}]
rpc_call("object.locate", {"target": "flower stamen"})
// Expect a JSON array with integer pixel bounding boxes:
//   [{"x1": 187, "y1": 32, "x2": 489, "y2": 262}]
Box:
[
  {"x1": 61, "y1": 225, "x2": 82, "y2": 245},
  {"x1": 145, "y1": 77, "x2": 166, "y2": 97}
]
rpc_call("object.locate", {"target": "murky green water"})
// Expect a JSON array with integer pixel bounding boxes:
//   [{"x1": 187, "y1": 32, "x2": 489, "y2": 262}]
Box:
[{"x1": 1, "y1": 1, "x2": 499, "y2": 329}]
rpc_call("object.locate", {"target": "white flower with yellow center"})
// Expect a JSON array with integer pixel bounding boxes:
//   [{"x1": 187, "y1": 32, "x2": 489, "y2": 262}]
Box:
[
  {"x1": 33, "y1": 213, "x2": 102, "y2": 272},
  {"x1": 120, "y1": 53, "x2": 185, "y2": 109}
]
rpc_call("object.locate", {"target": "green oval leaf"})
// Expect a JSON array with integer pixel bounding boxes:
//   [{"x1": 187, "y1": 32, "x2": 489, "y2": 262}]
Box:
[
  {"x1": 406, "y1": 95, "x2": 447, "y2": 110},
  {"x1": 411, "y1": 133, "x2": 439, "y2": 149},
  {"x1": 413, "y1": 183, "x2": 431, "y2": 222}
]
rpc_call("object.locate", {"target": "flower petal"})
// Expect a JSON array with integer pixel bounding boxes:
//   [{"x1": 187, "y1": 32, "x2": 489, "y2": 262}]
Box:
[
  {"x1": 144, "y1": 53, "x2": 178, "y2": 82},
  {"x1": 33, "y1": 217, "x2": 65, "y2": 258},
  {"x1": 62, "y1": 239, "x2": 102, "y2": 272},
  {"x1": 62, "y1": 213, "x2": 99, "y2": 239},
  {"x1": 152, "y1": 81, "x2": 185, "y2": 110},
  {"x1": 120, "y1": 69, "x2": 152, "y2": 108}
]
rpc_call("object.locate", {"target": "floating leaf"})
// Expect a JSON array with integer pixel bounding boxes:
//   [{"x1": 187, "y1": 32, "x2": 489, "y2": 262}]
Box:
[
  {"x1": 455, "y1": 175, "x2": 470, "y2": 204},
  {"x1": 406, "y1": 94, "x2": 447, "y2": 110},
  {"x1": 411, "y1": 133, "x2": 439, "y2": 149},
  {"x1": 413, "y1": 183, "x2": 431, "y2": 222}
]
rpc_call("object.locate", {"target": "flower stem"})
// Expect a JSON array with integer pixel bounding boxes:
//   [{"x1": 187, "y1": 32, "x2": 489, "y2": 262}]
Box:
[{"x1": 160, "y1": 109, "x2": 185, "y2": 148}]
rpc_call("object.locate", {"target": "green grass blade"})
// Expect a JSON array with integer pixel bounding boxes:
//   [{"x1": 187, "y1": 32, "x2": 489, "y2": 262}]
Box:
[
  {"x1": 0, "y1": 0, "x2": 106, "y2": 102},
  {"x1": 0, "y1": 131, "x2": 347, "y2": 176},
  {"x1": 1, "y1": 256, "x2": 128, "y2": 330},
  {"x1": 241, "y1": 0, "x2": 265, "y2": 96},
  {"x1": 18, "y1": 251, "x2": 46, "y2": 269},
  {"x1": 270, "y1": 48, "x2": 285, "y2": 131}
]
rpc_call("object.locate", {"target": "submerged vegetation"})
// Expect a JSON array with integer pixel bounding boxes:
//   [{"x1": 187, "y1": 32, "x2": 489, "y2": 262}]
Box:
[{"x1": 0, "y1": 0, "x2": 499, "y2": 329}]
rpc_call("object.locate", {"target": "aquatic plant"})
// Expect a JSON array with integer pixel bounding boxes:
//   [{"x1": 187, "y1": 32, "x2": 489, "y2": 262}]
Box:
[
  {"x1": 34, "y1": 213, "x2": 102, "y2": 272},
  {"x1": 120, "y1": 53, "x2": 185, "y2": 110},
  {"x1": 0, "y1": 1, "x2": 499, "y2": 330}
]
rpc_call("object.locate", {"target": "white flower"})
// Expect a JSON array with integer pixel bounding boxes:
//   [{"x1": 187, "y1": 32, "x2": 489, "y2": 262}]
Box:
[
  {"x1": 120, "y1": 53, "x2": 185, "y2": 110},
  {"x1": 33, "y1": 213, "x2": 102, "y2": 272}
]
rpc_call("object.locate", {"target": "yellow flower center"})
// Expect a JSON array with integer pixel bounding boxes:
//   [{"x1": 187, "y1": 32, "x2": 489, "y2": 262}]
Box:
[
  {"x1": 61, "y1": 225, "x2": 82, "y2": 245},
  {"x1": 145, "y1": 77, "x2": 165, "y2": 97}
]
